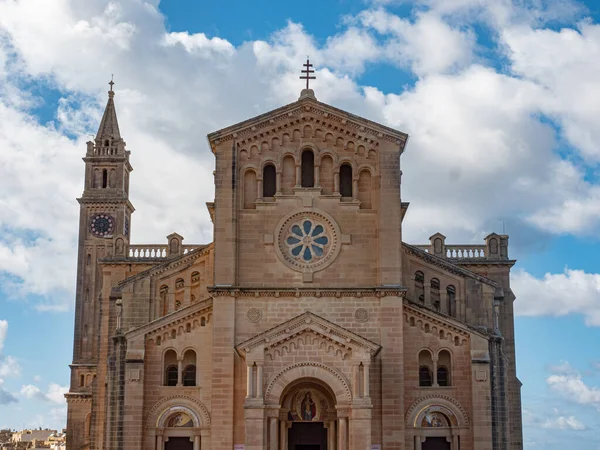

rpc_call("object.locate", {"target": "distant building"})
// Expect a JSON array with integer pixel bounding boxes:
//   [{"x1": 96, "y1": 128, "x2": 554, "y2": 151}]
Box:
[{"x1": 11, "y1": 430, "x2": 54, "y2": 444}]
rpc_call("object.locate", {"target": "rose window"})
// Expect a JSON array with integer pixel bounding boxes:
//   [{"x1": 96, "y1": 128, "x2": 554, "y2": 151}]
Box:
[
  {"x1": 275, "y1": 210, "x2": 342, "y2": 273},
  {"x1": 285, "y1": 219, "x2": 329, "y2": 262}
]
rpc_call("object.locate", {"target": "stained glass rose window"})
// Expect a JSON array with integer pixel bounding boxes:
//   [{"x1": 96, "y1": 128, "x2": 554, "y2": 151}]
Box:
[
  {"x1": 285, "y1": 219, "x2": 329, "y2": 262},
  {"x1": 275, "y1": 210, "x2": 341, "y2": 272}
]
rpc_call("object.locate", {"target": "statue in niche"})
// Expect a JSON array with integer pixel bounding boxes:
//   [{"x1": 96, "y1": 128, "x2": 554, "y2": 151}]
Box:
[
  {"x1": 301, "y1": 392, "x2": 316, "y2": 421},
  {"x1": 170, "y1": 238, "x2": 179, "y2": 255}
]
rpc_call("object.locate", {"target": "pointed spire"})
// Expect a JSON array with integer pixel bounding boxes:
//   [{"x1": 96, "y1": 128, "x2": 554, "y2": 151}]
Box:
[{"x1": 96, "y1": 76, "x2": 121, "y2": 141}]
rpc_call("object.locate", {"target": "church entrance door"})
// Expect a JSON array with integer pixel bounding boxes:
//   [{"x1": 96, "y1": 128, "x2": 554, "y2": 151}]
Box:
[
  {"x1": 288, "y1": 422, "x2": 328, "y2": 450},
  {"x1": 164, "y1": 437, "x2": 193, "y2": 450},
  {"x1": 422, "y1": 437, "x2": 451, "y2": 450}
]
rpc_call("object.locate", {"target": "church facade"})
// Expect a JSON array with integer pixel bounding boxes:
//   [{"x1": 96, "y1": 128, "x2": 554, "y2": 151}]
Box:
[{"x1": 65, "y1": 82, "x2": 523, "y2": 450}]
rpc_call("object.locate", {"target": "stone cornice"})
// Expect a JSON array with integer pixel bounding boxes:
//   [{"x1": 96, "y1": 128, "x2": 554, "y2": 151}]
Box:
[
  {"x1": 235, "y1": 311, "x2": 381, "y2": 357},
  {"x1": 112, "y1": 243, "x2": 213, "y2": 288},
  {"x1": 404, "y1": 300, "x2": 490, "y2": 339},
  {"x1": 207, "y1": 96, "x2": 408, "y2": 153},
  {"x1": 76, "y1": 198, "x2": 135, "y2": 213},
  {"x1": 125, "y1": 298, "x2": 213, "y2": 340},
  {"x1": 208, "y1": 287, "x2": 406, "y2": 298},
  {"x1": 403, "y1": 243, "x2": 499, "y2": 288},
  {"x1": 64, "y1": 392, "x2": 92, "y2": 403}
]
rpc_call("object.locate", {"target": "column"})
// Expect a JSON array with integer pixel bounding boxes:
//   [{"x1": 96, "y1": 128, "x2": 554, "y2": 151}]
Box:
[
  {"x1": 269, "y1": 417, "x2": 278, "y2": 450},
  {"x1": 279, "y1": 419, "x2": 287, "y2": 450},
  {"x1": 352, "y1": 179, "x2": 358, "y2": 201},
  {"x1": 337, "y1": 418, "x2": 347, "y2": 450},
  {"x1": 257, "y1": 179, "x2": 263, "y2": 201},
  {"x1": 353, "y1": 364, "x2": 361, "y2": 398},
  {"x1": 363, "y1": 362, "x2": 370, "y2": 397},
  {"x1": 295, "y1": 165, "x2": 301, "y2": 187},
  {"x1": 328, "y1": 420, "x2": 336, "y2": 450},
  {"x1": 246, "y1": 364, "x2": 253, "y2": 398},
  {"x1": 334, "y1": 172, "x2": 340, "y2": 195},
  {"x1": 177, "y1": 358, "x2": 183, "y2": 386},
  {"x1": 156, "y1": 434, "x2": 164, "y2": 450},
  {"x1": 276, "y1": 172, "x2": 282, "y2": 195},
  {"x1": 432, "y1": 357, "x2": 438, "y2": 387},
  {"x1": 256, "y1": 363, "x2": 264, "y2": 399},
  {"x1": 193, "y1": 434, "x2": 201, "y2": 450},
  {"x1": 315, "y1": 165, "x2": 320, "y2": 187}
]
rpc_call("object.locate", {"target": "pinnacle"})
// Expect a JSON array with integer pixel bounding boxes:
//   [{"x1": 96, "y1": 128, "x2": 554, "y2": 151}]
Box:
[{"x1": 96, "y1": 81, "x2": 121, "y2": 141}]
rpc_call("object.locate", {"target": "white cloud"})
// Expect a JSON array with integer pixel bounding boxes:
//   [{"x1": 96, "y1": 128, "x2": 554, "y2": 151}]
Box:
[
  {"x1": 0, "y1": 320, "x2": 6, "y2": 353},
  {"x1": 20, "y1": 383, "x2": 67, "y2": 404},
  {"x1": 512, "y1": 269, "x2": 600, "y2": 325},
  {"x1": 0, "y1": 379, "x2": 17, "y2": 405},
  {"x1": 0, "y1": 356, "x2": 22, "y2": 379},
  {"x1": 0, "y1": 0, "x2": 598, "y2": 311},
  {"x1": 542, "y1": 415, "x2": 586, "y2": 430},
  {"x1": 547, "y1": 373, "x2": 600, "y2": 409}
]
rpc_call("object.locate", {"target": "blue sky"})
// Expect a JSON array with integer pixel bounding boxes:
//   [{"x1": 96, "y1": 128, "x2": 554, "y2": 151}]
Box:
[{"x1": 1, "y1": 0, "x2": 600, "y2": 448}]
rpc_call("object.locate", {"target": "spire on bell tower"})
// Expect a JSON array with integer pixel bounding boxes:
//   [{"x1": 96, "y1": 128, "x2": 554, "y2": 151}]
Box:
[{"x1": 96, "y1": 76, "x2": 121, "y2": 142}]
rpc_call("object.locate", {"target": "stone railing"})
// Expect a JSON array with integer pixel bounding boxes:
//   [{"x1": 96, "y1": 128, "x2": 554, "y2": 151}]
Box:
[
  {"x1": 92, "y1": 146, "x2": 119, "y2": 156},
  {"x1": 415, "y1": 244, "x2": 487, "y2": 259},
  {"x1": 127, "y1": 245, "x2": 203, "y2": 260}
]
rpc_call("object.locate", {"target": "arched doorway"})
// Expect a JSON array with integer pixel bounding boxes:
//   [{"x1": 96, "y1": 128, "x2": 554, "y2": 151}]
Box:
[
  {"x1": 407, "y1": 400, "x2": 468, "y2": 450},
  {"x1": 280, "y1": 380, "x2": 336, "y2": 450}
]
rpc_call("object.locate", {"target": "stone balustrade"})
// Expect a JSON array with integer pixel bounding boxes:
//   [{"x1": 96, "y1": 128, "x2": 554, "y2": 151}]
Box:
[
  {"x1": 127, "y1": 244, "x2": 202, "y2": 260},
  {"x1": 415, "y1": 234, "x2": 509, "y2": 261},
  {"x1": 92, "y1": 146, "x2": 119, "y2": 156}
]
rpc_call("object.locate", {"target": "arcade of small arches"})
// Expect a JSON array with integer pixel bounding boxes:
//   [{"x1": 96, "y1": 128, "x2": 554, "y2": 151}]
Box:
[
  {"x1": 242, "y1": 148, "x2": 375, "y2": 209},
  {"x1": 163, "y1": 349, "x2": 198, "y2": 387},
  {"x1": 158, "y1": 270, "x2": 207, "y2": 316},
  {"x1": 414, "y1": 271, "x2": 457, "y2": 317}
]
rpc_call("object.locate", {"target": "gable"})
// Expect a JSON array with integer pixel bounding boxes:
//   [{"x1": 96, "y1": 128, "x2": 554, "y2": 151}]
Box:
[
  {"x1": 207, "y1": 94, "x2": 408, "y2": 155},
  {"x1": 235, "y1": 311, "x2": 381, "y2": 358}
]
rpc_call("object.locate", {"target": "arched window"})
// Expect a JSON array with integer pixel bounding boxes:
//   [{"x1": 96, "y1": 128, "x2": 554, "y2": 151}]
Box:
[
  {"x1": 301, "y1": 150, "x2": 314, "y2": 187},
  {"x1": 80, "y1": 374, "x2": 85, "y2": 387},
  {"x1": 431, "y1": 278, "x2": 440, "y2": 311},
  {"x1": 102, "y1": 169, "x2": 108, "y2": 188},
  {"x1": 447, "y1": 285, "x2": 456, "y2": 317},
  {"x1": 164, "y1": 349, "x2": 178, "y2": 386},
  {"x1": 182, "y1": 349, "x2": 197, "y2": 386},
  {"x1": 418, "y1": 349, "x2": 433, "y2": 387},
  {"x1": 263, "y1": 164, "x2": 276, "y2": 197},
  {"x1": 438, "y1": 350, "x2": 452, "y2": 386},
  {"x1": 165, "y1": 366, "x2": 178, "y2": 387},
  {"x1": 340, "y1": 164, "x2": 352, "y2": 197},
  {"x1": 415, "y1": 271, "x2": 425, "y2": 303},
  {"x1": 419, "y1": 367, "x2": 432, "y2": 387},
  {"x1": 437, "y1": 367, "x2": 449, "y2": 387},
  {"x1": 183, "y1": 366, "x2": 196, "y2": 387},
  {"x1": 104, "y1": 139, "x2": 110, "y2": 147}
]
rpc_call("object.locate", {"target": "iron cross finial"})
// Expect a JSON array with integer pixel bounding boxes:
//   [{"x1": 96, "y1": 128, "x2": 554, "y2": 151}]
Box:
[
  {"x1": 109, "y1": 75, "x2": 115, "y2": 92},
  {"x1": 300, "y1": 58, "x2": 315, "y2": 90}
]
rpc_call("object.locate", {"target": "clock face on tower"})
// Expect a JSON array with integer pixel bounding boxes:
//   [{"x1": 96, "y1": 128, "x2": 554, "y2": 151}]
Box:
[{"x1": 90, "y1": 214, "x2": 115, "y2": 238}]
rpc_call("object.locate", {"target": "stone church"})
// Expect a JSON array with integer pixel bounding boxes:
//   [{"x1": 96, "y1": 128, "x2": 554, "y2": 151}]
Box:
[{"x1": 65, "y1": 75, "x2": 523, "y2": 450}]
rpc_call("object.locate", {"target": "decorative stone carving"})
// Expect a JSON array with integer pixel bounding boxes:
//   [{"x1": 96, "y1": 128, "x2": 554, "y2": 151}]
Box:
[
  {"x1": 246, "y1": 308, "x2": 262, "y2": 323},
  {"x1": 354, "y1": 308, "x2": 369, "y2": 323}
]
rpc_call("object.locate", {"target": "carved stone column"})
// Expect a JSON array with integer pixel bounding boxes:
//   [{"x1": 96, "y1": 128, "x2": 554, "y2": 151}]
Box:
[
  {"x1": 352, "y1": 179, "x2": 358, "y2": 201},
  {"x1": 246, "y1": 364, "x2": 253, "y2": 398},
  {"x1": 337, "y1": 417, "x2": 347, "y2": 450},
  {"x1": 432, "y1": 355, "x2": 438, "y2": 387},
  {"x1": 363, "y1": 362, "x2": 370, "y2": 397},
  {"x1": 156, "y1": 430, "x2": 164, "y2": 450},
  {"x1": 177, "y1": 357, "x2": 183, "y2": 386},
  {"x1": 193, "y1": 431, "x2": 201, "y2": 450},
  {"x1": 256, "y1": 363, "x2": 264, "y2": 399},
  {"x1": 269, "y1": 417, "x2": 278, "y2": 450},
  {"x1": 315, "y1": 165, "x2": 320, "y2": 187},
  {"x1": 257, "y1": 179, "x2": 263, "y2": 201},
  {"x1": 279, "y1": 417, "x2": 287, "y2": 450},
  {"x1": 352, "y1": 364, "x2": 361, "y2": 398},
  {"x1": 328, "y1": 420, "x2": 336, "y2": 450},
  {"x1": 276, "y1": 172, "x2": 282, "y2": 195},
  {"x1": 334, "y1": 172, "x2": 340, "y2": 195},
  {"x1": 295, "y1": 165, "x2": 301, "y2": 187}
]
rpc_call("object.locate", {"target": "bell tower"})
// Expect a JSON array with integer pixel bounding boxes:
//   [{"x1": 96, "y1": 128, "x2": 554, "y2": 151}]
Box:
[{"x1": 66, "y1": 80, "x2": 134, "y2": 449}]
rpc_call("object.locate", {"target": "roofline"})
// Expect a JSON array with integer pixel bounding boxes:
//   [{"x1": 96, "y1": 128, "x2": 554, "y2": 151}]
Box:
[{"x1": 206, "y1": 95, "x2": 408, "y2": 153}]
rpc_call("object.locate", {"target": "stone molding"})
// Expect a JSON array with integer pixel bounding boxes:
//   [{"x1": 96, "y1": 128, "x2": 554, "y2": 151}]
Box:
[
  {"x1": 146, "y1": 395, "x2": 211, "y2": 428},
  {"x1": 207, "y1": 98, "x2": 408, "y2": 152},
  {"x1": 405, "y1": 395, "x2": 470, "y2": 427},
  {"x1": 403, "y1": 243, "x2": 499, "y2": 288},
  {"x1": 235, "y1": 311, "x2": 381, "y2": 358},
  {"x1": 208, "y1": 287, "x2": 405, "y2": 298},
  {"x1": 264, "y1": 361, "x2": 352, "y2": 405}
]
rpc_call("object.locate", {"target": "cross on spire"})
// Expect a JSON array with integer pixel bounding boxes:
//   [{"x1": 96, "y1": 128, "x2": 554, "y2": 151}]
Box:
[
  {"x1": 300, "y1": 58, "x2": 315, "y2": 90},
  {"x1": 109, "y1": 75, "x2": 115, "y2": 93}
]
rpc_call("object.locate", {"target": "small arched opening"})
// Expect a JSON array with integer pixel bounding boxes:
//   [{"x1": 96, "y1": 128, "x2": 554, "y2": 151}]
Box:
[
  {"x1": 263, "y1": 164, "x2": 276, "y2": 198},
  {"x1": 164, "y1": 349, "x2": 178, "y2": 386},
  {"x1": 301, "y1": 150, "x2": 315, "y2": 187},
  {"x1": 339, "y1": 164, "x2": 352, "y2": 198}
]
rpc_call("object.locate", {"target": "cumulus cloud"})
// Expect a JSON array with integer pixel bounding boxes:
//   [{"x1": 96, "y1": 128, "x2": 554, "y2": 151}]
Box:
[
  {"x1": 0, "y1": 380, "x2": 17, "y2": 405},
  {"x1": 20, "y1": 383, "x2": 67, "y2": 404},
  {"x1": 547, "y1": 373, "x2": 600, "y2": 409},
  {"x1": 512, "y1": 269, "x2": 600, "y2": 325},
  {"x1": 542, "y1": 415, "x2": 586, "y2": 430},
  {"x1": 0, "y1": 0, "x2": 598, "y2": 311}
]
